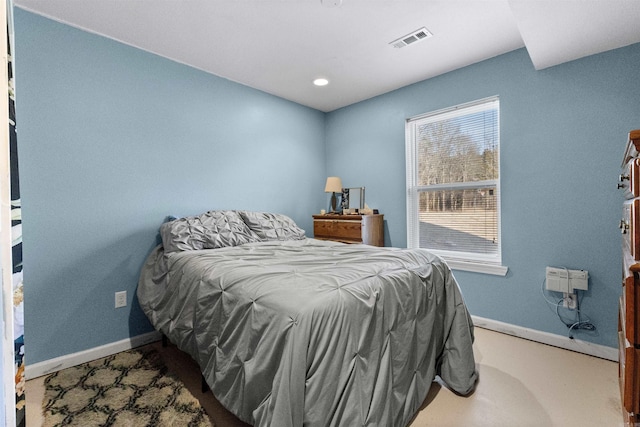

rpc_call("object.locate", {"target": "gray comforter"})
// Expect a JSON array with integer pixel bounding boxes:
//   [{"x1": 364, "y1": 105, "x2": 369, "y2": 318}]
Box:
[{"x1": 138, "y1": 238, "x2": 477, "y2": 426}]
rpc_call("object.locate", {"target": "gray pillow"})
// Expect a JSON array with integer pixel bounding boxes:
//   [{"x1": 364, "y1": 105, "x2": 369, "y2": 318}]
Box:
[
  {"x1": 160, "y1": 210, "x2": 260, "y2": 253},
  {"x1": 239, "y1": 211, "x2": 306, "y2": 241}
]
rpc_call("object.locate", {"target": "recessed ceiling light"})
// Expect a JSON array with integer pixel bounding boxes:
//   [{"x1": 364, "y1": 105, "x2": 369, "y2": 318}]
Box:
[{"x1": 313, "y1": 78, "x2": 329, "y2": 86}]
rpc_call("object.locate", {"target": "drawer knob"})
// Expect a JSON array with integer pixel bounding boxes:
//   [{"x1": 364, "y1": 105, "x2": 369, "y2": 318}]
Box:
[
  {"x1": 618, "y1": 174, "x2": 630, "y2": 189},
  {"x1": 621, "y1": 219, "x2": 630, "y2": 234}
]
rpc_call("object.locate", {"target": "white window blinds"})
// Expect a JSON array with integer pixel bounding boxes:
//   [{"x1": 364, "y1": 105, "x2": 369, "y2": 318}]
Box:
[{"x1": 406, "y1": 96, "x2": 502, "y2": 268}]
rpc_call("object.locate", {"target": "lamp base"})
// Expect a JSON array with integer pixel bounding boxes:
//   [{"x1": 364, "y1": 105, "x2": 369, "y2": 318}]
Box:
[{"x1": 330, "y1": 192, "x2": 337, "y2": 213}]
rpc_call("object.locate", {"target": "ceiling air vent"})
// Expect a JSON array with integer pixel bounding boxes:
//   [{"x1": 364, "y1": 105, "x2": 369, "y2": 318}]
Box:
[{"x1": 390, "y1": 27, "x2": 433, "y2": 49}]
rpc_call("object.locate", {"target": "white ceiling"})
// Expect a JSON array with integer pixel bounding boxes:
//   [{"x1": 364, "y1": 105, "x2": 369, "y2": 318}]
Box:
[{"x1": 14, "y1": 0, "x2": 640, "y2": 112}]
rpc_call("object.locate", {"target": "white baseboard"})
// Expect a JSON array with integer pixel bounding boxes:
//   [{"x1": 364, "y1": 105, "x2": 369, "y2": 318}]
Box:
[
  {"x1": 25, "y1": 331, "x2": 162, "y2": 380},
  {"x1": 472, "y1": 315, "x2": 618, "y2": 362}
]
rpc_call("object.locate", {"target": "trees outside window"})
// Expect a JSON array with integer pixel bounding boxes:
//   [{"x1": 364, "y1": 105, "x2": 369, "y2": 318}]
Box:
[{"x1": 406, "y1": 97, "x2": 502, "y2": 267}]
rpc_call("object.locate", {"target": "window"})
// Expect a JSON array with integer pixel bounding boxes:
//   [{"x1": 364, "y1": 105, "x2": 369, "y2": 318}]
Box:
[{"x1": 405, "y1": 96, "x2": 507, "y2": 275}]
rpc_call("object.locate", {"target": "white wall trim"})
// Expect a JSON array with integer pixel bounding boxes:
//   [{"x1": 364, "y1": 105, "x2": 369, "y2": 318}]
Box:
[
  {"x1": 472, "y1": 315, "x2": 618, "y2": 362},
  {"x1": 447, "y1": 259, "x2": 508, "y2": 276},
  {"x1": 25, "y1": 331, "x2": 162, "y2": 380}
]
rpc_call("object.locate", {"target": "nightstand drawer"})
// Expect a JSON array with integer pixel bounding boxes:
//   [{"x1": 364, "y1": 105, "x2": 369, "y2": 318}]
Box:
[
  {"x1": 312, "y1": 214, "x2": 384, "y2": 246},
  {"x1": 314, "y1": 219, "x2": 362, "y2": 243}
]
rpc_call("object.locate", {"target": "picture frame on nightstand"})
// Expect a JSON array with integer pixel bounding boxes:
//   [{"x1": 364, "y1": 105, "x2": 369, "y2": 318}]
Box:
[{"x1": 340, "y1": 187, "x2": 365, "y2": 213}]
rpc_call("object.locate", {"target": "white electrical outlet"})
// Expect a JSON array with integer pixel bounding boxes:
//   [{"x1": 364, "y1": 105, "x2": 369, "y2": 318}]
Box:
[
  {"x1": 563, "y1": 292, "x2": 577, "y2": 310},
  {"x1": 115, "y1": 291, "x2": 127, "y2": 308}
]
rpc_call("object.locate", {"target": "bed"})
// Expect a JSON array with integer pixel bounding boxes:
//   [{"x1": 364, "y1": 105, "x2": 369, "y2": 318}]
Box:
[{"x1": 137, "y1": 210, "x2": 477, "y2": 426}]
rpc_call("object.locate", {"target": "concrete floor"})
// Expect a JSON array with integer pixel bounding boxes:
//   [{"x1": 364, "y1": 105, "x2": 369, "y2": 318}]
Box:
[{"x1": 26, "y1": 327, "x2": 623, "y2": 427}]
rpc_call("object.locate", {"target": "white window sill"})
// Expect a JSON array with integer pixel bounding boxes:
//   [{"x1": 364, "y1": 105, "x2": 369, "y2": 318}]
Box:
[{"x1": 445, "y1": 259, "x2": 508, "y2": 276}]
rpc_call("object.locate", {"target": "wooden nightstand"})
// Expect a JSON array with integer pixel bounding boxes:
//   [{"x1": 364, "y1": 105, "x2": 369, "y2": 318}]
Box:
[{"x1": 312, "y1": 214, "x2": 384, "y2": 247}]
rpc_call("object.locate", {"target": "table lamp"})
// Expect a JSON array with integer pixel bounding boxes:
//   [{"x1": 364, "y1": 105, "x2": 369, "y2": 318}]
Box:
[{"x1": 324, "y1": 176, "x2": 342, "y2": 213}]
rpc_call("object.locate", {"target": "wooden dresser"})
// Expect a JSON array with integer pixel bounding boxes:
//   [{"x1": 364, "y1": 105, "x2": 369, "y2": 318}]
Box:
[
  {"x1": 619, "y1": 129, "x2": 640, "y2": 425},
  {"x1": 312, "y1": 214, "x2": 384, "y2": 247}
]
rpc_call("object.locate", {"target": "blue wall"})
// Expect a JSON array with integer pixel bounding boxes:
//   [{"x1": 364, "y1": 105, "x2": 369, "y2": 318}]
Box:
[
  {"x1": 326, "y1": 45, "x2": 640, "y2": 348},
  {"x1": 15, "y1": 9, "x2": 326, "y2": 364},
  {"x1": 15, "y1": 7, "x2": 640, "y2": 365}
]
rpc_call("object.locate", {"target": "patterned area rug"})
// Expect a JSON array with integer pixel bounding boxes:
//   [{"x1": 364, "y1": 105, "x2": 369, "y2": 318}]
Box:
[{"x1": 42, "y1": 347, "x2": 213, "y2": 426}]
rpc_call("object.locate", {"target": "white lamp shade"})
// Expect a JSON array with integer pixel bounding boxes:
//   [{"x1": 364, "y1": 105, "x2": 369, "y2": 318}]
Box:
[{"x1": 324, "y1": 177, "x2": 342, "y2": 193}]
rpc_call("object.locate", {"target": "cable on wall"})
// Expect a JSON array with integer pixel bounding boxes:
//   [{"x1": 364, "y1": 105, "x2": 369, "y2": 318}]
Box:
[{"x1": 540, "y1": 276, "x2": 596, "y2": 339}]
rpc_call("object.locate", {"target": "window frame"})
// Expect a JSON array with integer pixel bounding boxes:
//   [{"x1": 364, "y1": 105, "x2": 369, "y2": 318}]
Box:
[{"x1": 405, "y1": 96, "x2": 507, "y2": 276}]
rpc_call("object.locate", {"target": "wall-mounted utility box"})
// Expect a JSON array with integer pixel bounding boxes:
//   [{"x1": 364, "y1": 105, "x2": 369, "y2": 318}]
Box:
[{"x1": 545, "y1": 267, "x2": 588, "y2": 293}]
